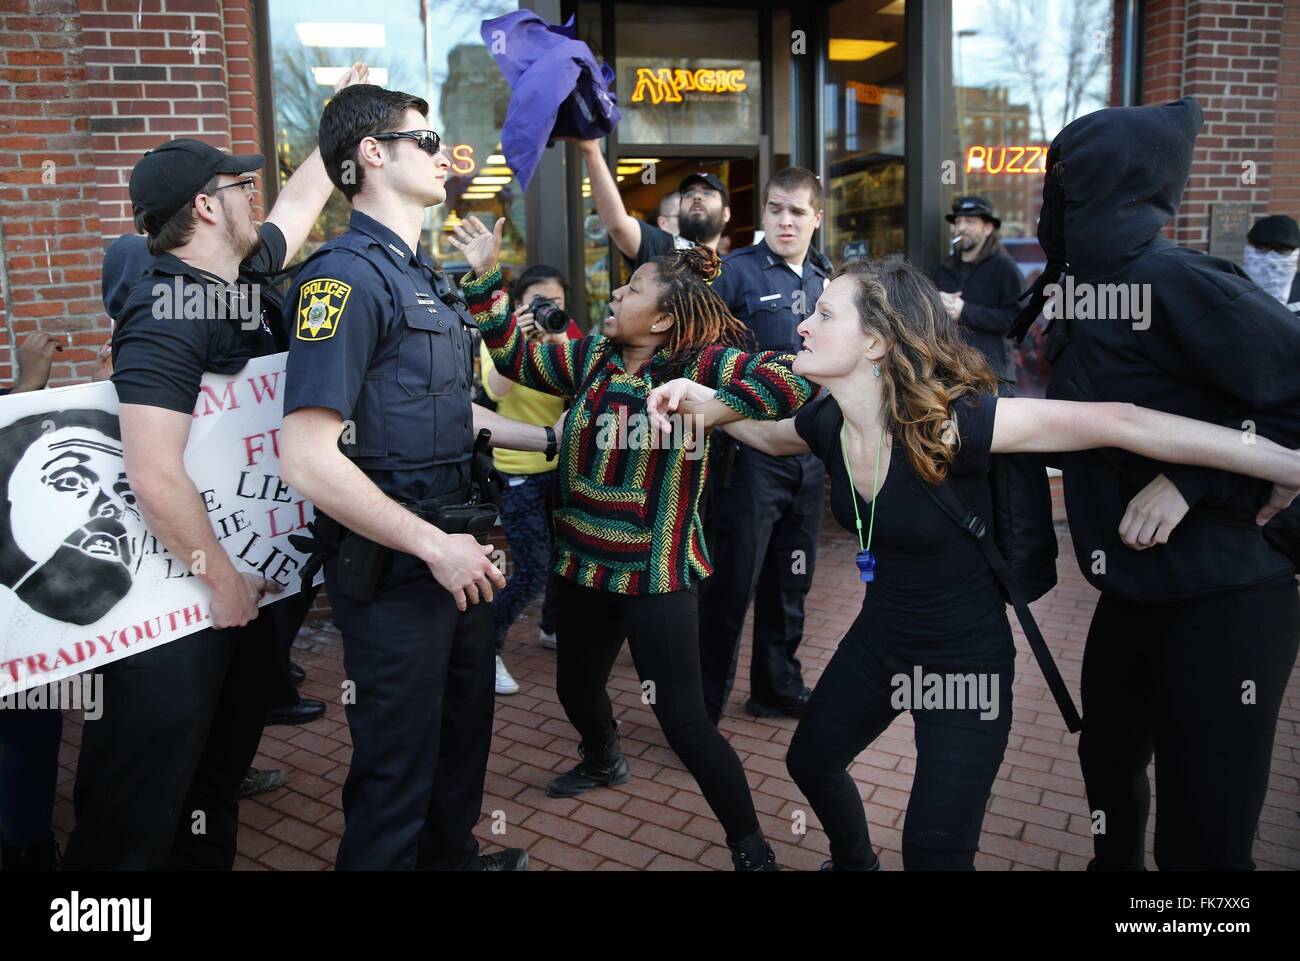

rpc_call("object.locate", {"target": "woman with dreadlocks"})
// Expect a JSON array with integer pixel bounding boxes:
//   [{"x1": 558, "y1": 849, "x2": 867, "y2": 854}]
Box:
[{"x1": 457, "y1": 217, "x2": 813, "y2": 870}]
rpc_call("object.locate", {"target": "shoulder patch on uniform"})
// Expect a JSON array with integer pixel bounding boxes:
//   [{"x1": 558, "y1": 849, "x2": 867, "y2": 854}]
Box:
[{"x1": 296, "y1": 277, "x2": 352, "y2": 341}]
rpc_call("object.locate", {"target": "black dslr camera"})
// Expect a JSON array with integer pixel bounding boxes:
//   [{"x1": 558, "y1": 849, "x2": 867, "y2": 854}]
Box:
[{"x1": 528, "y1": 294, "x2": 571, "y2": 334}]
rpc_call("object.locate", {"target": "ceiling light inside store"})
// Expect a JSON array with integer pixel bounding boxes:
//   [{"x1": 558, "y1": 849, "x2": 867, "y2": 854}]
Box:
[
  {"x1": 296, "y1": 22, "x2": 386, "y2": 48},
  {"x1": 314, "y1": 65, "x2": 388, "y2": 86},
  {"x1": 828, "y1": 39, "x2": 897, "y2": 61},
  {"x1": 879, "y1": 0, "x2": 905, "y2": 15},
  {"x1": 478, "y1": 166, "x2": 515, "y2": 177},
  {"x1": 472, "y1": 176, "x2": 512, "y2": 185}
]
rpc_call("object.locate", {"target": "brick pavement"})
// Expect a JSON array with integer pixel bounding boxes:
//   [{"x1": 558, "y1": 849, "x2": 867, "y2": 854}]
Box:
[{"x1": 52, "y1": 511, "x2": 1300, "y2": 871}]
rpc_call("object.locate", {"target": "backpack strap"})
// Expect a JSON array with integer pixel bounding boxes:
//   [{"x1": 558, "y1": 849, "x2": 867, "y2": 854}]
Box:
[{"x1": 924, "y1": 478, "x2": 1083, "y2": 733}]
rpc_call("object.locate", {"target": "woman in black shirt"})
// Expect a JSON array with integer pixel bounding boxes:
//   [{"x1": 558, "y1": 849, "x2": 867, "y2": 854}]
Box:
[{"x1": 648, "y1": 259, "x2": 1300, "y2": 869}]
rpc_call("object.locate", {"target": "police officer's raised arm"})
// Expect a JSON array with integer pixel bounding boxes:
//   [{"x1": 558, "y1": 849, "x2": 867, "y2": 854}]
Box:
[{"x1": 279, "y1": 254, "x2": 504, "y2": 612}]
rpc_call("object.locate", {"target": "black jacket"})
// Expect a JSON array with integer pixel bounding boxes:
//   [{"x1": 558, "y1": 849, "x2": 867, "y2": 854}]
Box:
[
  {"x1": 935, "y1": 245, "x2": 1023, "y2": 382},
  {"x1": 1037, "y1": 96, "x2": 1300, "y2": 601}
]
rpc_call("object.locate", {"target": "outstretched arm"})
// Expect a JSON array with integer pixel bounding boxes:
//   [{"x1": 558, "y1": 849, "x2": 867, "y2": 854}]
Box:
[
  {"x1": 991, "y1": 398, "x2": 1300, "y2": 526},
  {"x1": 646, "y1": 377, "x2": 811, "y2": 456},
  {"x1": 454, "y1": 216, "x2": 587, "y2": 397},
  {"x1": 576, "y1": 140, "x2": 642, "y2": 260}
]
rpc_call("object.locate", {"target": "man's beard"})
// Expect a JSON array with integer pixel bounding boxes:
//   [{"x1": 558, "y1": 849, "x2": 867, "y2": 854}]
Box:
[
  {"x1": 15, "y1": 517, "x2": 133, "y2": 626},
  {"x1": 225, "y1": 218, "x2": 261, "y2": 261},
  {"x1": 220, "y1": 198, "x2": 261, "y2": 261},
  {"x1": 680, "y1": 206, "x2": 724, "y2": 243}
]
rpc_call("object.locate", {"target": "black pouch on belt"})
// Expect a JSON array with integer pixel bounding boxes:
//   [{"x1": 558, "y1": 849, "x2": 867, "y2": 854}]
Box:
[
  {"x1": 430, "y1": 503, "x2": 499, "y2": 544},
  {"x1": 332, "y1": 529, "x2": 392, "y2": 602},
  {"x1": 289, "y1": 510, "x2": 391, "y2": 602}
]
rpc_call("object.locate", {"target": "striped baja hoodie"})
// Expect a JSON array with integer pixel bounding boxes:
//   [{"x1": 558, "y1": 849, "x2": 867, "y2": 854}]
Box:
[{"x1": 464, "y1": 264, "x2": 814, "y2": 595}]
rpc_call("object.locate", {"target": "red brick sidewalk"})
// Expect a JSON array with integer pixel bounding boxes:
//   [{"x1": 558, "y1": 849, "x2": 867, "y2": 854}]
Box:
[{"x1": 53, "y1": 515, "x2": 1300, "y2": 871}]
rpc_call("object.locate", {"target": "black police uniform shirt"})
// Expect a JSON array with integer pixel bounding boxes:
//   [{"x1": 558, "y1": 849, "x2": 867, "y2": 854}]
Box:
[
  {"x1": 628, "y1": 219, "x2": 695, "y2": 271},
  {"x1": 709, "y1": 238, "x2": 833, "y2": 353},
  {"x1": 110, "y1": 222, "x2": 287, "y2": 413},
  {"x1": 282, "y1": 209, "x2": 478, "y2": 505}
]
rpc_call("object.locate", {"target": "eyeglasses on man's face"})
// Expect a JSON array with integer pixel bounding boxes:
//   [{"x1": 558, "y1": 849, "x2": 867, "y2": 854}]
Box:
[
  {"x1": 212, "y1": 177, "x2": 257, "y2": 194},
  {"x1": 373, "y1": 129, "x2": 443, "y2": 156}
]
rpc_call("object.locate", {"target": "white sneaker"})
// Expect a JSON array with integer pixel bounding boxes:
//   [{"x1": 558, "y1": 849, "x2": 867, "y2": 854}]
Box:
[
  {"x1": 538, "y1": 628, "x2": 557, "y2": 650},
  {"x1": 495, "y1": 655, "x2": 519, "y2": 695}
]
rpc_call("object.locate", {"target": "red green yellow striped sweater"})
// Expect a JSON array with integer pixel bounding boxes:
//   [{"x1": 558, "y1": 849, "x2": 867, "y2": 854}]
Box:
[{"x1": 463, "y1": 263, "x2": 814, "y2": 595}]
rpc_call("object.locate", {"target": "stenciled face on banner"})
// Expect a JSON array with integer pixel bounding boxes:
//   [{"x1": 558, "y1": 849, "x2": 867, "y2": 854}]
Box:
[
  {"x1": 0, "y1": 410, "x2": 139, "y2": 626},
  {"x1": 0, "y1": 355, "x2": 316, "y2": 696}
]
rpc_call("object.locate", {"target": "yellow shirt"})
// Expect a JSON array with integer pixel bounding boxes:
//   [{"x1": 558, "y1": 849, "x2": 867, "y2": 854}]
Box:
[{"x1": 479, "y1": 339, "x2": 565, "y2": 475}]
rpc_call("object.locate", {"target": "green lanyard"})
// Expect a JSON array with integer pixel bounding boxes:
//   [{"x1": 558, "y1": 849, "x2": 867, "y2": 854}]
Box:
[{"x1": 840, "y1": 423, "x2": 883, "y2": 581}]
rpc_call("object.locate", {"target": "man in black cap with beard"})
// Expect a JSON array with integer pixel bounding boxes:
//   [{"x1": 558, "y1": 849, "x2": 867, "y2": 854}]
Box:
[
  {"x1": 1015, "y1": 96, "x2": 1300, "y2": 871},
  {"x1": 935, "y1": 195, "x2": 1025, "y2": 390},
  {"x1": 577, "y1": 137, "x2": 731, "y2": 270},
  {"x1": 63, "y1": 89, "x2": 354, "y2": 866}
]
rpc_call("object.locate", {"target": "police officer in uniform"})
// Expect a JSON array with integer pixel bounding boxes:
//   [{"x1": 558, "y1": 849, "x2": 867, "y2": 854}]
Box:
[
  {"x1": 63, "y1": 87, "x2": 356, "y2": 866},
  {"x1": 700, "y1": 167, "x2": 832, "y2": 723},
  {"x1": 280, "y1": 85, "x2": 554, "y2": 871}
]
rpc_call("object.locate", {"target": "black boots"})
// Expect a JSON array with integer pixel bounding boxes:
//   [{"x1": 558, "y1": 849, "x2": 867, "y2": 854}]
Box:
[
  {"x1": 1, "y1": 834, "x2": 61, "y2": 871},
  {"x1": 728, "y1": 828, "x2": 778, "y2": 871},
  {"x1": 546, "y1": 729, "x2": 631, "y2": 798}
]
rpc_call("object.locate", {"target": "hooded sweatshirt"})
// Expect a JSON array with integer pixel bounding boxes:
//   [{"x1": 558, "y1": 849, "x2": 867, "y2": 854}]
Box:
[{"x1": 1033, "y1": 97, "x2": 1300, "y2": 602}]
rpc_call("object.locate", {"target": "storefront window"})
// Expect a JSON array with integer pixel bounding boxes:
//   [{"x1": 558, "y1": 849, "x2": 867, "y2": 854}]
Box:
[
  {"x1": 945, "y1": 0, "x2": 1119, "y2": 394},
  {"x1": 266, "y1": 1, "x2": 525, "y2": 271},
  {"x1": 822, "y1": 0, "x2": 906, "y2": 264},
  {"x1": 613, "y1": 4, "x2": 761, "y2": 146}
]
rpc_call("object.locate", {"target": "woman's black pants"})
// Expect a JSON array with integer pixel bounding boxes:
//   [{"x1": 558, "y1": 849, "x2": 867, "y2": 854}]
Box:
[{"x1": 553, "y1": 577, "x2": 760, "y2": 844}]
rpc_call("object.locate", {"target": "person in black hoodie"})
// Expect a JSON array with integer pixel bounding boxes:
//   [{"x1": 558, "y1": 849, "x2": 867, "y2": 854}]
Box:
[
  {"x1": 935, "y1": 196, "x2": 1025, "y2": 388},
  {"x1": 646, "y1": 257, "x2": 1300, "y2": 870},
  {"x1": 1015, "y1": 96, "x2": 1300, "y2": 871}
]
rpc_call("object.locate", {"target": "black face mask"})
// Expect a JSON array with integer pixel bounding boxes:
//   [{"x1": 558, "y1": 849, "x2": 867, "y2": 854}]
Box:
[{"x1": 14, "y1": 516, "x2": 133, "y2": 626}]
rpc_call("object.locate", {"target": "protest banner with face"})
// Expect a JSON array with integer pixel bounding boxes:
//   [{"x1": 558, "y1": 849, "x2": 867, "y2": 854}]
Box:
[{"x1": 0, "y1": 353, "x2": 316, "y2": 695}]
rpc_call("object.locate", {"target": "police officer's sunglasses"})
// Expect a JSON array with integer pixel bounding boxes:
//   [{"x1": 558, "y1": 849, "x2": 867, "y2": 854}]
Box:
[{"x1": 373, "y1": 129, "x2": 442, "y2": 156}]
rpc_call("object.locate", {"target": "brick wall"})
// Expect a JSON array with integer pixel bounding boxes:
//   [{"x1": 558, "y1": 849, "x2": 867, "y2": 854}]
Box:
[
  {"x1": 1, "y1": 0, "x2": 265, "y2": 390},
  {"x1": 1142, "y1": 0, "x2": 1291, "y2": 253},
  {"x1": 0, "y1": 0, "x2": 104, "y2": 388},
  {"x1": 1269, "y1": 0, "x2": 1300, "y2": 215}
]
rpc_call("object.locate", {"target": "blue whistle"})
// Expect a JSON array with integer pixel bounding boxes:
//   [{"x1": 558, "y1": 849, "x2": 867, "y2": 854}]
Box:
[{"x1": 855, "y1": 550, "x2": 876, "y2": 583}]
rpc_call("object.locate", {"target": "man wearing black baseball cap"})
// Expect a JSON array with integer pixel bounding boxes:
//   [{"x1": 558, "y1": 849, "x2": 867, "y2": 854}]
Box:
[
  {"x1": 1243, "y1": 214, "x2": 1300, "y2": 312},
  {"x1": 935, "y1": 194, "x2": 1025, "y2": 387},
  {"x1": 576, "y1": 138, "x2": 731, "y2": 270},
  {"x1": 64, "y1": 63, "x2": 371, "y2": 871}
]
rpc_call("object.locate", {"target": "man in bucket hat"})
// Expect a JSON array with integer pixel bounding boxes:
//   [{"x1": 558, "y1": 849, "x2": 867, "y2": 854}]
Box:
[{"x1": 935, "y1": 195, "x2": 1024, "y2": 390}]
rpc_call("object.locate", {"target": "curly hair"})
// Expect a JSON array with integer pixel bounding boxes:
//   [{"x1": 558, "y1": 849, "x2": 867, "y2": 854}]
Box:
[
  {"x1": 646, "y1": 245, "x2": 753, "y2": 379},
  {"x1": 835, "y1": 258, "x2": 999, "y2": 485}
]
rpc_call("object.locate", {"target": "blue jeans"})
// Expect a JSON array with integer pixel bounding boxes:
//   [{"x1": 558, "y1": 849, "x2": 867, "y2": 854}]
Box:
[{"x1": 491, "y1": 470, "x2": 559, "y2": 653}]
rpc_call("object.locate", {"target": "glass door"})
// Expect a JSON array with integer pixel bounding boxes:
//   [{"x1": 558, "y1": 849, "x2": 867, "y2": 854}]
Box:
[{"x1": 822, "y1": 0, "x2": 907, "y2": 263}]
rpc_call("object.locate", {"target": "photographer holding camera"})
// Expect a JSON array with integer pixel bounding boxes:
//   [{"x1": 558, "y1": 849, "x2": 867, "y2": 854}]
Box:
[{"x1": 478, "y1": 266, "x2": 582, "y2": 694}]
